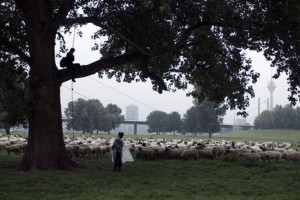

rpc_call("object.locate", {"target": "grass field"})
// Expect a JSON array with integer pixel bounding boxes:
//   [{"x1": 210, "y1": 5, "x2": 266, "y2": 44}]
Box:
[
  {"x1": 1, "y1": 130, "x2": 300, "y2": 200},
  {"x1": 214, "y1": 130, "x2": 300, "y2": 142}
]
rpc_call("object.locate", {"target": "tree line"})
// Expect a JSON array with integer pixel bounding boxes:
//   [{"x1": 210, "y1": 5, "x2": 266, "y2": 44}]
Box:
[
  {"x1": 146, "y1": 99, "x2": 226, "y2": 137},
  {"x1": 254, "y1": 104, "x2": 300, "y2": 130},
  {"x1": 62, "y1": 97, "x2": 226, "y2": 138},
  {"x1": 64, "y1": 98, "x2": 123, "y2": 134}
]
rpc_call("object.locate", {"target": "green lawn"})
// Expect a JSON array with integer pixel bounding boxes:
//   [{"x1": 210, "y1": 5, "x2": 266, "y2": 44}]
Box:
[
  {"x1": 0, "y1": 152, "x2": 300, "y2": 200},
  {"x1": 214, "y1": 130, "x2": 300, "y2": 142}
]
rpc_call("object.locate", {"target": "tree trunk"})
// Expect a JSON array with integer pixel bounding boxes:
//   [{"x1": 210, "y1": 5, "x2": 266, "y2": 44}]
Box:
[
  {"x1": 5, "y1": 126, "x2": 10, "y2": 135},
  {"x1": 18, "y1": 24, "x2": 74, "y2": 170},
  {"x1": 18, "y1": 81, "x2": 74, "y2": 170}
]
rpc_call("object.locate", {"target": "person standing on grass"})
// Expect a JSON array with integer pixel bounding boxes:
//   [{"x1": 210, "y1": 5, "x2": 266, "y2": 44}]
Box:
[{"x1": 112, "y1": 132, "x2": 124, "y2": 172}]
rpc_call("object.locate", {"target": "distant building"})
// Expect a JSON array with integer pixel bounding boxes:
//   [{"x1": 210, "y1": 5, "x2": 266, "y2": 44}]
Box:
[
  {"x1": 236, "y1": 118, "x2": 247, "y2": 125},
  {"x1": 117, "y1": 103, "x2": 146, "y2": 134},
  {"x1": 267, "y1": 79, "x2": 276, "y2": 110},
  {"x1": 126, "y1": 104, "x2": 138, "y2": 120}
]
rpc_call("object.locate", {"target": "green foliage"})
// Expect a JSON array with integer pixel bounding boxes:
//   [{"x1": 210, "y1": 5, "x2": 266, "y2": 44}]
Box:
[
  {"x1": 0, "y1": 59, "x2": 28, "y2": 134},
  {"x1": 146, "y1": 111, "x2": 182, "y2": 134},
  {"x1": 183, "y1": 99, "x2": 226, "y2": 136},
  {"x1": 103, "y1": 103, "x2": 124, "y2": 133},
  {"x1": 254, "y1": 104, "x2": 300, "y2": 130},
  {"x1": 146, "y1": 111, "x2": 168, "y2": 134},
  {"x1": 2, "y1": 0, "x2": 298, "y2": 111},
  {"x1": 165, "y1": 111, "x2": 182, "y2": 134},
  {"x1": 64, "y1": 99, "x2": 124, "y2": 133}
]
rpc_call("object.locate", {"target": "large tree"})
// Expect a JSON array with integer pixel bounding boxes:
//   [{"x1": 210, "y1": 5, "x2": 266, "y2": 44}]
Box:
[
  {"x1": 1, "y1": 1, "x2": 299, "y2": 170},
  {"x1": 102, "y1": 103, "x2": 124, "y2": 134},
  {"x1": 146, "y1": 110, "x2": 168, "y2": 134},
  {"x1": 166, "y1": 112, "x2": 182, "y2": 135},
  {"x1": 182, "y1": 99, "x2": 226, "y2": 137}
]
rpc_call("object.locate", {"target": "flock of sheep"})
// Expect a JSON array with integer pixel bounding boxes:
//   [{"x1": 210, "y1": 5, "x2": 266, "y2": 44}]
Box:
[
  {"x1": 1, "y1": 134, "x2": 300, "y2": 165},
  {"x1": 125, "y1": 137, "x2": 300, "y2": 165}
]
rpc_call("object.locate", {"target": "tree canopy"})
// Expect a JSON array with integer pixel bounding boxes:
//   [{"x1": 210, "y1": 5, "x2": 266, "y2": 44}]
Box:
[
  {"x1": 254, "y1": 104, "x2": 300, "y2": 130},
  {"x1": 2, "y1": 1, "x2": 299, "y2": 109},
  {"x1": 1, "y1": 0, "x2": 299, "y2": 170},
  {"x1": 183, "y1": 99, "x2": 226, "y2": 137},
  {"x1": 146, "y1": 110, "x2": 168, "y2": 134},
  {"x1": 64, "y1": 98, "x2": 124, "y2": 134},
  {"x1": 0, "y1": 59, "x2": 28, "y2": 134}
]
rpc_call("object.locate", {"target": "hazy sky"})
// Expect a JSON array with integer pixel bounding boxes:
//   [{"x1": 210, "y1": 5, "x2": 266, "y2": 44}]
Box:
[{"x1": 58, "y1": 25, "x2": 293, "y2": 125}]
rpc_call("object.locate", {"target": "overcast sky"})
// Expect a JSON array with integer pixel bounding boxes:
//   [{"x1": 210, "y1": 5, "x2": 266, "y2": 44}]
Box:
[{"x1": 58, "y1": 25, "x2": 293, "y2": 125}]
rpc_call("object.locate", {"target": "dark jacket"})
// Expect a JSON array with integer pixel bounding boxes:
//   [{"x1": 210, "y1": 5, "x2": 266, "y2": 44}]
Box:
[{"x1": 112, "y1": 138, "x2": 124, "y2": 160}]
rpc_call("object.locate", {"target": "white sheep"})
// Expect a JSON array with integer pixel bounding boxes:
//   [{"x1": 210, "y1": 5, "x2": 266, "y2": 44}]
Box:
[
  {"x1": 198, "y1": 149, "x2": 213, "y2": 159},
  {"x1": 153, "y1": 147, "x2": 167, "y2": 159},
  {"x1": 78, "y1": 146, "x2": 92, "y2": 158},
  {"x1": 100, "y1": 145, "x2": 111, "y2": 156},
  {"x1": 258, "y1": 152, "x2": 271, "y2": 162},
  {"x1": 265, "y1": 151, "x2": 282, "y2": 162},
  {"x1": 90, "y1": 145, "x2": 102, "y2": 158},
  {"x1": 180, "y1": 149, "x2": 199, "y2": 160},
  {"x1": 238, "y1": 152, "x2": 261, "y2": 165},
  {"x1": 287, "y1": 152, "x2": 300, "y2": 163},
  {"x1": 165, "y1": 147, "x2": 185, "y2": 159},
  {"x1": 212, "y1": 146, "x2": 226, "y2": 159},
  {"x1": 137, "y1": 147, "x2": 156, "y2": 160}
]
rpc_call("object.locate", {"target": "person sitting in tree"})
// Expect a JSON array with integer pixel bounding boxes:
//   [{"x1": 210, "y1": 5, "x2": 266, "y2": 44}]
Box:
[{"x1": 60, "y1": 48, "x2": 81, "y2": 82}]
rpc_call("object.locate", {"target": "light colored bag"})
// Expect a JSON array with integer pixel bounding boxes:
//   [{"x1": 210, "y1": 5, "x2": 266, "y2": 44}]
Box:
[{"x1": 122, "y1": 146, "x2": 134, "y2": 163}]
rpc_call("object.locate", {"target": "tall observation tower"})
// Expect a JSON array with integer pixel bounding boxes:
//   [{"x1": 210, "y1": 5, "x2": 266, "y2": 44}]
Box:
[{"x1": 267, "y1": 79, "x2": 276, "y2": 110}]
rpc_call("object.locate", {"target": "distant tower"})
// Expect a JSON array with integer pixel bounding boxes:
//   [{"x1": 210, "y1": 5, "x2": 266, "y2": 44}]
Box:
[
  {"x1": 258, "y1": 98, "x2": 260, "y2": 115},
  {"x1": 126, "y1": 104, "x2": 139, "y2": 120},
  {"x1": 267, "y1": 79, "x2": 276, "y2": 110}
]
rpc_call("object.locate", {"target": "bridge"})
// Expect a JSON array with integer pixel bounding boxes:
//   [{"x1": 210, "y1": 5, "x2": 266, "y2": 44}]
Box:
[
  {"x1": 119, "y1": 121, "x2": 254, "y2": 134},
  {"x1": 62, "y1": 118, "x2": 254, "y2": 135}
]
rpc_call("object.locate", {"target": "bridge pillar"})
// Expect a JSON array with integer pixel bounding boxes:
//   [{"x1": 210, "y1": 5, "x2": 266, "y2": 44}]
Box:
[{"x1": 134, "y1": 123, "x2": 137, "y2": 135}]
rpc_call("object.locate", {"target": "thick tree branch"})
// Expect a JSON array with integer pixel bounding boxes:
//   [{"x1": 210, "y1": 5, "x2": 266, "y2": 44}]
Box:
[
  {"x1": 58, "y1": 53, "x2": 167, "y2": 93},
  {"x1": 58, "y1": 53, "x2": 141, "y2": 83}
]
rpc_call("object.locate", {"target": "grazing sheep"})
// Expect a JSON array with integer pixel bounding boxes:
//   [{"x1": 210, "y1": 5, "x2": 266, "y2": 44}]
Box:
[
  {"x1": 265, "y1": 151, "x2": 282, "y2": 162},
  {"x1": 127, "y1": 145, "x2": 137, "y2": 158},
  {"x1": 0, "y1": 141, "x2": 10, "y2": 152},
  {"x1": 153, "y1": 147, "x2": 167, "y2": 159},
  {"x1": 212, "y1": 146, "x2": 226, "y2": 159},
  {"x1": 5, "y1": 144, "x2": 22, "y2": 155},
  {"x1": 90, "y1": 145, "x2": 102, "y2": 158},
  {"x1": 100, "y1": 145, "x2": 111, "y2": 156},
  {"x1": 65, "y1": 144, "x2": 75, "y2": 158},
  {"x1": 198, "y1": 149, "x2": 214, "y2": 159},
  {"x1": 258, "y1": 152, "x2": 271, "y2": 162},
  {"x1": 250, "y1": 146, "x2": 262, "y2": 153},
  {"x1": 287, "y1": 152, "x2": 300, "y2": 163},
  {"x1": 137, "y1": 147, "x2": 156, "y2": 160},
  {"x1": 180, "y1": 149, "x2": 199, "y2": 160},
  {"x1": 78, "y1": 146, "x2": 92, "y2": 158},
  {"x1": 225, "y1": 148, "x2": 251, "y2": 157},
  {"x1": 165, "y1": 147, "x2": 185, "y2": 159},
  {"x1": 238, "y1": 152, "x2": 261, "y2": 165}
]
